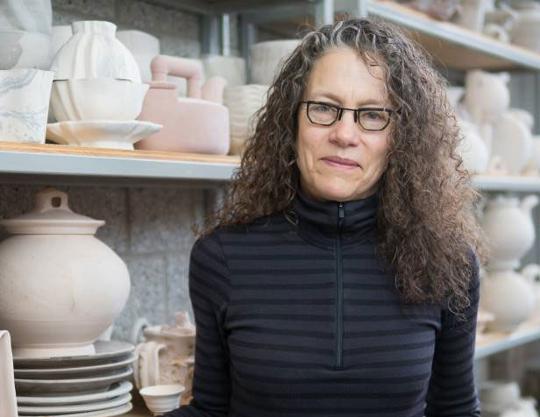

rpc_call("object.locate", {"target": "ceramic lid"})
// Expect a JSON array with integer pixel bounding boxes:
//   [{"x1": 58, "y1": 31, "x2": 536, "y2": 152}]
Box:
[{"x1": 1, "y1": 188, "x2": 104, "y2": 235}]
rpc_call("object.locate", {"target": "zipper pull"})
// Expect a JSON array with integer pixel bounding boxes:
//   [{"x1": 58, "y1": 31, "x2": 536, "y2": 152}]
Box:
[{"x1": 338, "y1": 202, "x2": 345, "y2": 229}]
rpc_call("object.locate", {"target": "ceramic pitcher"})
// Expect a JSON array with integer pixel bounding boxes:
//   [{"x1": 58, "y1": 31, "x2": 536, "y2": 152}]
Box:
[
  {"x1": 134, "y1": 312, "x2": 195, "y2": 394},
  {"x1": 0, "y1": 330, "x2": 18, "y2": 417}
]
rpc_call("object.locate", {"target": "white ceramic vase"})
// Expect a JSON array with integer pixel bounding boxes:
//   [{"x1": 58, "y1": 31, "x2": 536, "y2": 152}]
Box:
[
  {"x1": 223, "y1": 84, "x2": 268, "y2": 155},
  {"x1": 491, "y1": 111, "x2": 532, "y2": 175},
  {"x1": 481, "y1": 268, "x2": 536, "y2": 332},
  {"x1": 509, "y1": 2, "x2": 540, "y2": 53},
  {"x1": 464, "y1": 70, "x2": 510, "y2": 125},
  {"x1": 0, "y1": 0, "x2": 52, "y2": 70},
  {"x1": 0, "y1": 188, "x2": 131, "y2": 358},
  {"x1": 249, "y1": 40, "x2": 299, "y2": 84},
  {"x1": 117, "y1": 30, "x2": 160, "y2": 83},
  {"x1": 481, "y1": 194, "x2": 538, "y2": 271},
  {"x1": 0, "y1": 68, "x2": 53, "y2": 143},
  {"x1": 456, "y1": 119, "x2": 489, "y2": 173},
  {"x1": 453, "y1": 0, "x2": 491, "y2": 31},
  {"x1": 52, "y1": 21, "x2": 141, "y2": 82}
]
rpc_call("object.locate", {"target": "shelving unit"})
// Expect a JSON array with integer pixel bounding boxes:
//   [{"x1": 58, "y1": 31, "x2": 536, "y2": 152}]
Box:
[
  {"x1": 476, "y1": 320, "x2": 540, "y2": 360},
  {"x1": 0, "y1": 142, "x2": 239, "y2": 185}
]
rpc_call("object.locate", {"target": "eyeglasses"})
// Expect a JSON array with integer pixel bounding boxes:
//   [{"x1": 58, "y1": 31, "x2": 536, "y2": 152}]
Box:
[{"x1": 300, "y1": 100, "x2": 397, "y2": 131}]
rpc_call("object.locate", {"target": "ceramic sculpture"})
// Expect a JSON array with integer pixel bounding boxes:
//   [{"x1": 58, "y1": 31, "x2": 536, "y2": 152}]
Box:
[
  {"x1": 203, "y1": 55, "x2": 247, "y2": 87},
  {"x1": 456, "y1": 119, "x2": 489, "y2": 174},
  {"x1": 117, "y1": 30, "x2": 160, "y2": 83},
  {"x1": 0, "y1": 331, "x2": 17, "y2": 417},
  {"x1": 481, "y1": 267, "x2": 536, "y2": 332},
  {"x1": 223, "y1": 84, "x2": 268, "y2": 155},
  {"x1": 50, "y1": 78, "x2": 149, "y2": 121},
  {"x1": 134, "y1": 312, "x2": 195, "y2": 405},
  {"x1": 481, "y1": 194, "x2": 538, "y2": 271},
  {"x1": 0, "y1": 69, "x2": 53, "y2": 143},
  {"x1": 0, "y1": 0, "x2": 52, "y2": 70},
  {"x1": 249, "y1": 40, "x2": 299, "y2": 84},
  {"x1": 491, "y1": 111, "x2": 532, "y2": 175},
  {"x1": 0, "y1": 188, "x2": 131, "y2": 358},
  {"x1": 508, "y1": 2, "x2": 540, "y2": 53},
  {"x1": 51, "y1": 21, "x2": 141, "y2": 82},
  {"x1": 137, "y1": 55, "x2": 230, "y2": 154}
]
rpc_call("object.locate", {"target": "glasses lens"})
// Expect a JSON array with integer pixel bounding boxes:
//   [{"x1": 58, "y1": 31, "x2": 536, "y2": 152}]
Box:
[
  {"x1": 358, "y1": 110, "x2": 390, "y2": 131},
  {"x1": 307, "y1": 102, "x2": 339, "y2": 125}
]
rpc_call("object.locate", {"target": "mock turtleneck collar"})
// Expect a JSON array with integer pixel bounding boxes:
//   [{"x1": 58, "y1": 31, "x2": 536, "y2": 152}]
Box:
[{"x1": 291, "y1": 188, "x2": 378, "y2": 248}]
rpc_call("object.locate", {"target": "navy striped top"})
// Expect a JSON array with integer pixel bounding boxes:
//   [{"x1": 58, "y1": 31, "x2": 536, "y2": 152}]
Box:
[{"x1": 163, "y1": 190, "x2": 480, "y2": 417}]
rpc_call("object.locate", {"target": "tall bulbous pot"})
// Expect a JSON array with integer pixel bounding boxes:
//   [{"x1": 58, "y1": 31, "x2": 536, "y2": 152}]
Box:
[
  {"x1": 481, "y1": 268, "x2": 536, "y2": 332},
  {"x1": 0, "y1": 188, "x2": 131, "y2": 358},
  {"x1": 481, "y1": 194, "x2": 538, "y2": 270}
]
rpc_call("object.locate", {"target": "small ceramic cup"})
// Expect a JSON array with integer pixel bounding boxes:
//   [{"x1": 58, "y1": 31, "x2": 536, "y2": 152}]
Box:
[{"x1": 139, "y1": 384, "x2": 185, "y2": 416}]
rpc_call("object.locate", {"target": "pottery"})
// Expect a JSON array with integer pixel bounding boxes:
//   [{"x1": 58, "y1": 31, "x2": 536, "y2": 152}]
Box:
[
  {"x1": 250, "y1": 40, "x2": 299, "y2": 84},
  {"x1": 464, "y1": 70, "x2": 510, "y2": 123},
  {"x1": 481, "y1": 380, "x2": 521, "y2": 411},
  {"x1": 0, "y1": 331, "x2": 18, "y2": 417},
  {"x1": 0, "y1": 189, "x2": 131, "y2": 358},
  {"x1": 51, "y1": 25, "x2": 72, "y2": 59},
  {"x1": 508, "y1": 2, "x2": 540, "y2": 53},
  {"x1": 481, "y1": 268, "x2": 536, "y2": 332},
  {"x1": 139, "y1": 384, "x2": 185, "y2": 416},
  {"x1": 456, "y1": 119, "x2": 489, "y2": 173},
  {"x1": 134, "y1": 312, "x2": 195, "y2": 393},
  {"x1": 117, "y1": 30, "x2": 160, "y2": 83},
  {"x1": 0, "y1": 0, "x2": 52, "y2": 70},
  {"x1": 137, "y1": 55, "x2": 230, "y2": 154},
  {"x1": 0, "y1": 69, "x2": 53, "y2": 143},
  {"x1": 491, "y1": 111, "x2": 532, "y2": 175},
  {"x1": 481, "y1": 194, "x2": 538, "y2": 271},
  {"x1": 522, "y1": 263, "x2": 540, "y2": 317},
  {"x1": 52, "y1": 21, "x2": 140, "y2": 82},
  {"x1": 203, "y1": 55, "x2": 247, "y2": 87},
  {"x1": 18, "y1": 393, "x2": 131, "y2": 415},
  {"x1": 19, "y1": 402, "x2": 132, "y2": 417},
  {"x1": 50, "y1": 78, "x2": 149, "y2": 121},
  {"x1": 17, "y1": 381, "x2": 132, "y2": 406},
  {"x1": 224, "y1": 84, "x2": 268, "y2": 155},
  {"x1": 46, "y1": 120, "x2": 161, "y2": 150},
  {"x1": 453, "y1": 0, "x2": 492, "y2": 31}
]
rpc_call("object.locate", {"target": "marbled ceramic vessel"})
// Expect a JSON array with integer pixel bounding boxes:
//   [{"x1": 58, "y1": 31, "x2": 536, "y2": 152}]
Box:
[{"x1": 0, "y1": 68, "x2": 53, "y2": 143}]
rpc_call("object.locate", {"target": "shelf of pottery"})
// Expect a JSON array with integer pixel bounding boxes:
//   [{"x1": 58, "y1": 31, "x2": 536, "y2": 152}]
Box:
[{"x1": 3, "y1": 1, "x2": 540, "y2": 417}]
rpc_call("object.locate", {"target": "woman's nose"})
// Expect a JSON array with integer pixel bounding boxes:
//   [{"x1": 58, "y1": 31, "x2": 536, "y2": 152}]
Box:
[{"x1": 330, "y1": 110, "x2": 361, "y2": 147}]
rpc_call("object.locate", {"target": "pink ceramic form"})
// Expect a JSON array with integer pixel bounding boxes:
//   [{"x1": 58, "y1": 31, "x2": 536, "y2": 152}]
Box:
[{"x1": 136, "y1": 55, "x2": 230, "y2": 154}]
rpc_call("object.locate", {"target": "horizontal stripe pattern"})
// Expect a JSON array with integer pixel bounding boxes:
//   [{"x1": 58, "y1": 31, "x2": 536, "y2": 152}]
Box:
[{"x1": 164, "y1": 199, "x2": 480, "y2": 417}]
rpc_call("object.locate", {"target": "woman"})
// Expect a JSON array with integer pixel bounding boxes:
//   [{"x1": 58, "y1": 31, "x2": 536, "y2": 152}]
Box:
[{"x1": 164, "y1": 17, "x2": 485, "y2": 417}]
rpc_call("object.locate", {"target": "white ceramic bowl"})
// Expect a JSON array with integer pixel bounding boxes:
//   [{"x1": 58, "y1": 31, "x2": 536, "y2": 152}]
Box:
[
  {"x1": 50, "y1": 79, "x2": 149, "y2": 122},
  {"x1": 140, "y1": 384, "x2": 185, "y2": 416}
]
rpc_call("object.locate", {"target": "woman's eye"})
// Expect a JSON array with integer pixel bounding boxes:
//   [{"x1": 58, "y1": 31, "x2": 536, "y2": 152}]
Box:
[
  {"x1": 312, "y1": 104, "x2": 333, "y2": 113},
  {"x1": 364, "y1": 111, "x2": 384, "y2": 120}
]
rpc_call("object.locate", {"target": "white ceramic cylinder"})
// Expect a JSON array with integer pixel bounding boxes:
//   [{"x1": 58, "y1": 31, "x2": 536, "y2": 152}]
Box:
[
  {"x1": 0, "y1": 188, "x2": 131, "y2": 358},
  {"x1": 52, "y1": 21, "x2": 141, "y2": 82},
  {"x1": 117, "y1": 30, "x2": 160, "y2": 83},
  {"x1": 249, "y1": 40, "x2": 299, "y2": 85},
  {"x1": 0, "y1": 69, "x2": 53, "y2": 143}
]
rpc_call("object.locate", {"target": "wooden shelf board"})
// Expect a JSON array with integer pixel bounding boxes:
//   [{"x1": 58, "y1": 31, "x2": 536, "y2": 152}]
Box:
[{"x1": 0, "y1": 142, "x2": 240, "y2": 183}]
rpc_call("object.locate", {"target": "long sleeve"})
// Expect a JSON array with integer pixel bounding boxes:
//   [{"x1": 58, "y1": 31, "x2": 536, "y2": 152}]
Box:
[
  {"x1": 425, "y1": 251, "x2": 481, "y2": 417},
  {"x1": 161, "y1": 232, "x2": 231, "y2": 417}
]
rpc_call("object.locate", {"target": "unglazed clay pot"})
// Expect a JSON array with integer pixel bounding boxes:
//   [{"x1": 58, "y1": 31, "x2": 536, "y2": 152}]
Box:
[
  {"x1": 508, "y1": 2, "x2": 540, "y2": 53},
  {"x1": 137, "y1": 55, "x2": 230, "y2": 154},
  {"x1": 481, "y1": 194, "x2": 538, "y2": 271},
  {"x1": 52, "y1": 21, "x2": 141, "y2": 82},
  {"x1": 0, "y1": 188, "x2": 131, "y2": 358},
  {"x1": 464, "y1": 70, "x2": 510, "y2": 125},
  {"x1": 456, "y1": 119, "x2": 489, "y2": 173},
  {"x1": 481, "y1": 268, "x2": 536, "y2": 332},
  {"x1": 491, "y1": 111, "x2": 532, "y2": 175}
]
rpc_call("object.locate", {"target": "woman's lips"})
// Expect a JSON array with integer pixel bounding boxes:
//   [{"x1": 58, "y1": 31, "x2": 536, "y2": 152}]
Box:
[{"x1": 322, "y1": 157, "x2": 360, "y2": 169}]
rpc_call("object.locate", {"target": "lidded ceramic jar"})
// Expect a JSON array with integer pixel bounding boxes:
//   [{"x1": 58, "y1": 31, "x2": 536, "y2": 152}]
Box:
[{"x1": 0, "y1": 188, "x2": 130, "y2": 358}]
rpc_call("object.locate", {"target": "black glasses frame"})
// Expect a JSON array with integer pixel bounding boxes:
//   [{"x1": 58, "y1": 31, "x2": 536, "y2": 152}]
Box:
[{"x1": 300, "y1": 100, "x2": 397, "y2": 131}]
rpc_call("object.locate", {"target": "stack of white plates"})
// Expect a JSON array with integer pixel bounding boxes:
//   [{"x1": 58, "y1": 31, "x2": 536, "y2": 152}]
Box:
[{"x1": 13, "y1": 341, "x2": 136, "y2": 417}]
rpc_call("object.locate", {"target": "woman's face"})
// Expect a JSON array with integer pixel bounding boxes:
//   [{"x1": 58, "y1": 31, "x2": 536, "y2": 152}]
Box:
[{"x1": 296, "y1": 47, "x2": 393, "y2": 202}]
